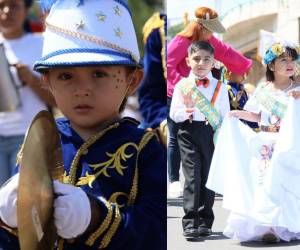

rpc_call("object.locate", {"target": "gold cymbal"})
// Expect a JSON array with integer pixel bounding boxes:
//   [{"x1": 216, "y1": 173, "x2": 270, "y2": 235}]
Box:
[{"x1": 17, "y1": 110, "x2": 64, "y2": 250}]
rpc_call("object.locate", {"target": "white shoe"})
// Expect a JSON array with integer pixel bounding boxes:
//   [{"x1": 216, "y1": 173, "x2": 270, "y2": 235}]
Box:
[{"x1": 168, "y1": 181, "x2": 182, "y2": 198}]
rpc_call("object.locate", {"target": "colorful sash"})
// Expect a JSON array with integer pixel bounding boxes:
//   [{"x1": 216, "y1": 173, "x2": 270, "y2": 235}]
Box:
[
  {"x1": 253, "y1": 82, "x2": 287, "y2": 119},
  {"x1": 178, "y1": 78, "x2": 222, "y2": 131}
]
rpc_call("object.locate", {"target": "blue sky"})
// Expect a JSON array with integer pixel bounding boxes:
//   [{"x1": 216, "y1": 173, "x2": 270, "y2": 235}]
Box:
[{"x1": 167, "y1": 0, "x2": 256, "y2": 26}]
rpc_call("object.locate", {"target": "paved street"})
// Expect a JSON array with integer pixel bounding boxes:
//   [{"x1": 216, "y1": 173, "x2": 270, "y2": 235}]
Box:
[{"x1": 167, "y1": 196, "x2": 300, "y2": 250}]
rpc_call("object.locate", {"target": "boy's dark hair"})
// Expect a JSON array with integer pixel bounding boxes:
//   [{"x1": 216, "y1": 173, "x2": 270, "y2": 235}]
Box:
[
  {"x1": 188, "y1": 41, "x2": 215, "y2": 56},
  {"x1": 266, "y1": 46, "x2": 298, "y2": 82}
]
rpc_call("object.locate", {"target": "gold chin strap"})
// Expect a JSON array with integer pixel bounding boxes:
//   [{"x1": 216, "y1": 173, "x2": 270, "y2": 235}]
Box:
[{"x1": 117, "y1": 67, "x2": 137, "y2": 112}]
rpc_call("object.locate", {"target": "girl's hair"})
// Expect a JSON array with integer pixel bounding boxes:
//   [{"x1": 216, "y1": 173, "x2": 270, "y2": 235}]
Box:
[
  {"x1": 266, "y1": 47, "x2": 298, "y2": 82},
  {"x1": 178, "y1": 7, "x2": 218, "y2": 42}
]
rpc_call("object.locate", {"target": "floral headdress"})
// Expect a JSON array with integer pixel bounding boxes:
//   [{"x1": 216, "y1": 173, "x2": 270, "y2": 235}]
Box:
[{"x1": 263, "y1": 42, "x2": 300, "y2": 65}]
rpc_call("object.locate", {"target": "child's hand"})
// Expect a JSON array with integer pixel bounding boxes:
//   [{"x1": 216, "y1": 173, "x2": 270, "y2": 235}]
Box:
[
  {"x1": 186, "y1": 107, "x2": 194, "y2": 113},
  {"x1": 186, "y1": 107, "x2": 194, "y2": 123},
  {"x1": 288, "y1": 90, "x2": 300, "y2": 99},
  {"x1": 228, "y1": 110, "x2": 242, "y2": 118},
  {"x1": 0, "y1": 174, "x2": 19, "y2": 228},
  {"x1": 13, "y1": 63, "x2": 36, "y2": 86},
  {"x1": 53, "y1": 181, "x2": 91, "y2": 239},
  {"x1": 183, "y1": 92, "x2": 197, "y2": 108}
]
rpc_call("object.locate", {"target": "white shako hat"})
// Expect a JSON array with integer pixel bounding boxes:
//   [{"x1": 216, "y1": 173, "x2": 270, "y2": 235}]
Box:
[{"x1": 34, "y1": 0, "x2": 140, "y2": 72}]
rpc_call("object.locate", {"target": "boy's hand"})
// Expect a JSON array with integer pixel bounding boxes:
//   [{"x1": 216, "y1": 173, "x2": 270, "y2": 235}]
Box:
[
  {"x1": 0, "y1": 174, "x2": 19, "y2": 228},
  {"x1": 53, "y1": 181, "x2": 91, "y2": 239},
  {"x1": 186, "y1": 107, "x2": 194, "y2": 123},
  {"x1": 183, "y1": 92, "x2": 197, "y2": 108},
  {"x1": 228, "y1": 110, "x2": 242, "y2": 118},
  {"x1": 186, "y1": 107, "x2": 194, "y2": 113},
  {"x1": 289, "y1": 90, "x2": 300, "y2": 99}
]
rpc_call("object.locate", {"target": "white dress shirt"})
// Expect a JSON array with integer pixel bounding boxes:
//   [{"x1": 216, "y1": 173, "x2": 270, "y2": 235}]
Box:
[
  {"x1": 0, "y1": 33, "x2": 46, "y2": 136},
  {"x1": 170, "y1": 72, "x2": 230, "y2": 123}
]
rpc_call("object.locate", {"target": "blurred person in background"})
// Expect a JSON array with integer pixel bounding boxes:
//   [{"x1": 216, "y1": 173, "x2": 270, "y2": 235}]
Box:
[
  {"x1": 138, "y1": 12, "x2": 167, "y2": 146},
  {"x1": 0, "y1": 0, "x2": 55, "y2": 185}
]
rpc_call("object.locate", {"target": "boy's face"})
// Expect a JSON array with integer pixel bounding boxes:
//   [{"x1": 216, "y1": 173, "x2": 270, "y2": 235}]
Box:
[
  {"x1": 45, "y1": 65, "x2": 142, "y2": 136},
  {"x1": 226, "y1": 71, "x2": 247, "y2": 84},
  {"x1": 0, "y1": 0, "x2": 27, "y2": 35},
  {"x1": 186, "y1": 49, "x2": 214, "y2": 78}
]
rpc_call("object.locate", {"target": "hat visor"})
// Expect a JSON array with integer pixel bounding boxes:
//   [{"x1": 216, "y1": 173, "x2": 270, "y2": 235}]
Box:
[
  {"x1": 34, "y1": 49, "x2": 141, "y2": 72},
  {"x1": 201, "y1": 18, "x2": 226, "y2": 33}
]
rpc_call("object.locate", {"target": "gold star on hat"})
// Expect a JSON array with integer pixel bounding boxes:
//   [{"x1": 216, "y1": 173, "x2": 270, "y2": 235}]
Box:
[
  {"x1": 113, "y1": 5, "x2": 121, "y2": 16},
  {"x1": 96, "y1": 12, "x2": 106, "y2": 22},
  {"x1": 114, "y1": 27, "x2": 123, "y2": 38},
  {"x1": 75, "y1": 20, "x2": 85, "y2": 30}
]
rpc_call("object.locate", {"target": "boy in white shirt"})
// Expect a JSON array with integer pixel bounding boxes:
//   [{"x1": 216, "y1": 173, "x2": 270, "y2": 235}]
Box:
[{"x1": 170, "y1": 41, "x2": 230, "y2": 238}]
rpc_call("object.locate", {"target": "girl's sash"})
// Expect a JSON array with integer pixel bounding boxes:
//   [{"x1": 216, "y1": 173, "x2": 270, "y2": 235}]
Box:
[
  {"x1": 253, "y1": 82, "x2": 287, "y2": 119},
  {"x1": 178, "y1": 79, "x2": 222, "y2": 131}
]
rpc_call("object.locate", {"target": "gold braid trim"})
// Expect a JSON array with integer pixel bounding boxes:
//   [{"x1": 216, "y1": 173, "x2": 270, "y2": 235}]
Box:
[
  {"x1": 86, "y1": 197, "x2": 113, "y2": 246},
  {"x1": 99, "y1": 205, "x2": 121, "y2": 249},
  {"x1": 16, "y1": 143, "x2": 24, "y2": 166},
  {"x1": 68, "y1": 123, "x2": 119, "y2": 185},
  {"x1": 138, "y1": 131, "x2": 157, "y2": 152},
  {"x1": 159, "y1": 21, "x2": 166, "y2": 80},
  {"x1": 128, "y1": 131, "x2": 156, "y2": 205},
  {"x1": 57, "y1": 238, "x2": 64, "y2": 250},
  {"x1": 142, "y1": 12, "x2": 164, "y2": 44},
  {"x1": 0, "y1": 224, "x2": 18, "y2": 237},
  {"x1": 127, "y1": 161, "x2": 138, "y2": 206},
  {"x1": 97, "y1": 131, "x2": 156, "y2": 248},
  {"x1": 45, "y1": 21, "x2": 138, "y2": 63}
]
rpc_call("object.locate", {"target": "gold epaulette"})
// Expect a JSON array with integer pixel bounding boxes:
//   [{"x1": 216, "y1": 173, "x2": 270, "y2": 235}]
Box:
[
  {"x1": 142, "y1": 12, "x2": 164, "y2": 44},
  {"x1": 16, "y1": 143, "x2": 24, "y2": 166}
]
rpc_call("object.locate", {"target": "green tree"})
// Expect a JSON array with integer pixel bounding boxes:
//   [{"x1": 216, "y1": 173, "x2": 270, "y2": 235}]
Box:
[
  {"x1": 168, "y1": 22, "x2": 185, "y2": 41},
  {"x1": 128, "y1": 0, "x2": 163, "y2": 57}
]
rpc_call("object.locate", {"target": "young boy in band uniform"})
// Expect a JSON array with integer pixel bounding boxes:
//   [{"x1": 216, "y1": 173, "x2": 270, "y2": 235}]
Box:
[
  {"x1": 225, "y1": 70, "x2": 259, "y2": 129},
  {"x1": 0, "y1": 1, "x2": 166, "y2": 249}
]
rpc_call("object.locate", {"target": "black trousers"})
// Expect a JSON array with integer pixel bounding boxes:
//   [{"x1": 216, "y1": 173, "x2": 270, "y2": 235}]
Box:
[
  {"x1": 167, "y1": 97, "x2": 181, "y2": 182},
  {"x1": 178, "y1": 121, "x2": 215, "y2": 230}
]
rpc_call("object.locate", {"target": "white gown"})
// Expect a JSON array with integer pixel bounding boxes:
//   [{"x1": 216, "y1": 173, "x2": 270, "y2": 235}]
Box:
[{"x1": 206, "y1": 84, "x2": 300, "y2": 242}]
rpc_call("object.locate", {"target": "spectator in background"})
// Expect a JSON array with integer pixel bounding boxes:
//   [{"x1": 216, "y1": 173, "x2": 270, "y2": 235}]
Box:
[{"x1": 0, "y1": 0, "x2": 55, "y2": 185}]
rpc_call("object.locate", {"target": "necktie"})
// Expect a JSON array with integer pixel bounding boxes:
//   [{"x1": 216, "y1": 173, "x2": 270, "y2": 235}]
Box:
[{"x1": 195, "y1": 77, "x2": 209, "y2": 88}]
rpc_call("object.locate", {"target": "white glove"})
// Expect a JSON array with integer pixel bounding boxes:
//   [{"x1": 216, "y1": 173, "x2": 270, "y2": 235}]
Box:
[
  {"x1": 53, "y1": 181, "x2": 91, "y2": 239},
  {"x1": 0, "y1": 174, "x2": 19, "y2": 228}
]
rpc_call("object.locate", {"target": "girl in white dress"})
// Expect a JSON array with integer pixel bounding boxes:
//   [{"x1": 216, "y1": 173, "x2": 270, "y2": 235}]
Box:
[{"x1": 206, "y1": 42, "x2": 300, "y2": 242}]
